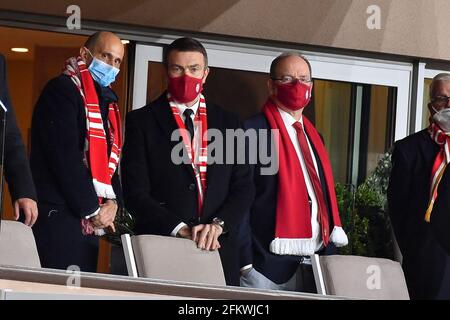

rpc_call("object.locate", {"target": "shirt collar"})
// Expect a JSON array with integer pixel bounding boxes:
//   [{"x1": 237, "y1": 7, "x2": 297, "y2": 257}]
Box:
[
  {"x1": 278, "y1": 107, "x2": 303, "y2": 127},
  {"x1": 172, "y1": 98, "x2": 200, "y2": 118}
]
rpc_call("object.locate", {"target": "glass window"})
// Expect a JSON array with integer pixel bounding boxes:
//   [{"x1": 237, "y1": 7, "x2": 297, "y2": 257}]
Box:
[
  {"x1": 422, "y1": 78, "x2": 432, "y2": 129},
  {"x1": 312, "y1": 80, "x2": 351, "y2": 184},
  {"x1": 367, "y1": 85, "x2": 392, "y2": 175}
]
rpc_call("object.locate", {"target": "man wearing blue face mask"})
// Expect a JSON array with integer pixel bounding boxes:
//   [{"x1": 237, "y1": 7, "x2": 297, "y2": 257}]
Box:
[
  {"x1": 388, "y1": 73, "x2": 450, "y2": 299},
  {"x1": 30, "y1": 31, "x2": 125, "y2": 272}
]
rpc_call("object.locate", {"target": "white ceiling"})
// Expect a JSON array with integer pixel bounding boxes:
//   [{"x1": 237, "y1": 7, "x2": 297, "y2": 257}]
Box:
[{"x1": 0, "y1": 26, "x2": 86, "y2": 61}]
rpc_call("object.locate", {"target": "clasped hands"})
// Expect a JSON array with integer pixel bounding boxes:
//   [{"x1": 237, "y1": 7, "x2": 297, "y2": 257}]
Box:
[
  {"x1": 177, "y1": 223, "x2": 223, "y2": 251},
  {"x1": 90, "y1": 199, "x2": 118, "y2": 233}
]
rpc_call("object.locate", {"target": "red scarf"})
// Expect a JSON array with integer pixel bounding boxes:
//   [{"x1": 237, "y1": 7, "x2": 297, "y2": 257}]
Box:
[
  {"x1": 63, "y1": 57, "x2": 122, "y2": 234},
  {"x1": 426, "y1": 122, "x2": 450, "y2": 222},
  {"x1": 263, "y1": 99, "x2": 347, "y2": 255},
  {"x1": 168, "y1": 93, "x2": 208, "y2": 216}
]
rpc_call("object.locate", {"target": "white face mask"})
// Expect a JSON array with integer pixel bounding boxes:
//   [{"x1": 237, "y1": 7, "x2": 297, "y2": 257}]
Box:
[{"x1": 432, "y1": 107, "x2": 450, "y2": 132}]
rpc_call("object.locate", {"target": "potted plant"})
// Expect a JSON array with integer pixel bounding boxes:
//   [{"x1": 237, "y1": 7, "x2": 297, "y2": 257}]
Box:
[{"x1": 336, "y1": 151, "x2": 395, "y2": 259}]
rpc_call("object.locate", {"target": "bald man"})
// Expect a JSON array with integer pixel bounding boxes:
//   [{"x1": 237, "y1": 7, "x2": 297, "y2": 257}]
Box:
[{"x1": 30, "y1": 31, "x2": 125, "y2": 272}]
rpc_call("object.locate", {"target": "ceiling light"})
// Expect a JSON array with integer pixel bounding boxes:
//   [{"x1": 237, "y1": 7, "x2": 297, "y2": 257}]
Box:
[
  {"x1": 11, "y1": 47, "x2": 29, "y2": 53},
  {"x1": 121, "y1": 40, "x2": 130, "y2": 45}
]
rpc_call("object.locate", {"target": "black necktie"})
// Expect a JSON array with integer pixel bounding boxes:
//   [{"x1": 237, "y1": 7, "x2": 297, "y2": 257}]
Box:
[{"x1": 183, "y1": 108, "x2": 195, "y2": 143}]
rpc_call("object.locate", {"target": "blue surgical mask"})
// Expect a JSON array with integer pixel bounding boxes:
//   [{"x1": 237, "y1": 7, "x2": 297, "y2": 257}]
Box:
[{"x1": 86, "y1": 49, "x2": 120, "y2": 87}]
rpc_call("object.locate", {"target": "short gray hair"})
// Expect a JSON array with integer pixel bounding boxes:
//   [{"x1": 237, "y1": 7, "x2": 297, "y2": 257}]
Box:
[{"x1": 430, "y1": 73, "x2": 450, "y2": 99}]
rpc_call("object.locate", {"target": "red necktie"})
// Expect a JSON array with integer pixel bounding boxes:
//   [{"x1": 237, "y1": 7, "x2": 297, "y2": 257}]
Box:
[{"x1": 293, "y1": 121, "x2": 330, "y2": 246}]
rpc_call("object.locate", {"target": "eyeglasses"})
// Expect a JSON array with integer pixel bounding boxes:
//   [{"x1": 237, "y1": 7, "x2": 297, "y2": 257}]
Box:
[
  {"x1": 431, "y1": 95, "x2": 450, "y2": 108},
  {"x1": 272, "y1": 75, "x2": 312, "y2": 85},
  {"x1": 169, "y1": 64, "x2": 206, "y2": 77}
]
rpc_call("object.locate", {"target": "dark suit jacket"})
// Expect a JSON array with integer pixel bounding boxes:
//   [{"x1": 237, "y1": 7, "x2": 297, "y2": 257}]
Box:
[
  {"x1": 239, "y1": 113, "x2": 335, "y2": 285},
  {"x1": 388, "y1": 129, "x2": 450, "y2": 299},
  {"x1": 431, "y1": 152, "x2": 450, "y2": 257},
  {"x1": 30, "y1": 74, "x2": 123, "y2": 271},
  {"x1": 121, "y1": 93, "x2": 255, "y2": 286},
  {"x1": 0, "y1": 53, "x2": 36, "y2": 203}
]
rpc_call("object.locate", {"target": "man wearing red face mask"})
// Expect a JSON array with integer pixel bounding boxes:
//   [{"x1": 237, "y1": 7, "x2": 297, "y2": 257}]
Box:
[
  {"x1": 121, "y1": 37, "x2": 254, "y2": 286},
  {"x1": 239, "y1": 52, "x2": 348, "y2": 292}
]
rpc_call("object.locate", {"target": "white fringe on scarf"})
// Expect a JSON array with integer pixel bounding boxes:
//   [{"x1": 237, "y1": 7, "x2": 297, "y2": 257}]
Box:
[
  {"x1": 92, "y1": 179, "x2": 116, "y2": 199},
  {"x1": 270, "y1": 226, "x2": 348, "y2": 256},
  {"x1": 270, "y1": 238, "x2": 316, "y2": 256}
]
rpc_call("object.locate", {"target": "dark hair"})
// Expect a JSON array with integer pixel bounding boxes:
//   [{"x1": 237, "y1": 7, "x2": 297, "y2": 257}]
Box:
[
  {"x1": 163, "y1": 37, "x2": 208, "y2": 68},
  {"x1": 269, "y1": 52, "x2": 312, "y2": 79}
]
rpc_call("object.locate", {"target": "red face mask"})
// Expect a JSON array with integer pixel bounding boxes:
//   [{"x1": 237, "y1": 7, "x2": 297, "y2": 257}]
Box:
[
  {"x1": 275, "y1": 81, "x2": 312, "y2": 111},
  {"x1": 168, "y1": 74, "x2": 204, "y2": 103}
]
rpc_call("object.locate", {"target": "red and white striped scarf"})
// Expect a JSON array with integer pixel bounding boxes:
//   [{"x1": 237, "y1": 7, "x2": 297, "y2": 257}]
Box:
[
  {"x1": 63, "y1": 57, "x2": 122, "y2": 233},
  {"x1": 167, "y1": 93, "x2": 207, "y2": 216},
  {"x1": 425, "y1": 122, "x2": 450, "y2": 222}
]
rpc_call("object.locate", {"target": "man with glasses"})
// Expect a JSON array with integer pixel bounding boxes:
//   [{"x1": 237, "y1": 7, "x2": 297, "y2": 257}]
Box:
[
  {"x1": 239, "y1": 52, "x2": 348, "y2": 292},
  {"x1": 121, "y1": 37, "x2": 254, "y2": 286},
  {"x1": 30, "y1": 31, "x2": 124, "y2": 272},
  {"x1": 388, "y1": 73, "x2": 450, "y2": 299}
]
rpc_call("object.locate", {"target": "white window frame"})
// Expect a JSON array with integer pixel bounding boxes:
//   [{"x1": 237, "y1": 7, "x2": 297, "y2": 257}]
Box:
[
  {"x1": 414, "y1": 66, "x2": 450, "y2": 132},
  {"x1": 133, "y1": 41, "x2": 413, "y2": 142}
]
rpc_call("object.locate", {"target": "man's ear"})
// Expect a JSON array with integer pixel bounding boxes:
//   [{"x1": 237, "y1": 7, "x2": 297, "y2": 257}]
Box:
[
  {"x1": 79, "y1": 47, "x2": 91, "y2": 64},
  {"x1": 202, "y1": 67, "x2": 210, "y2": 84},
  {"x1": 428, "y1": 102, "x2": 435, "y2": 115}
]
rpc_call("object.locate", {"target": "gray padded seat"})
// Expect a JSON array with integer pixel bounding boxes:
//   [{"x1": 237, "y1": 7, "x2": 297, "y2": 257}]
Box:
[
  {"x1": 0, "y1": 220, "x2": 41, "y2": 268},
  {"x1": 319, "y1": 255, "x2": 409, "y2": 300},
  {"x1": 128, "y1": 234, "x2": 226, "y2": 286}
]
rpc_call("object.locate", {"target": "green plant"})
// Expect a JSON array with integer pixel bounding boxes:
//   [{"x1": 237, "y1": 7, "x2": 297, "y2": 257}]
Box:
[
  {"x1": 336, "y1": 151, "x2": 394, "y2": 259},
  {"x1": 336, "y1": 183, "x2": 370, "y2": 256}
]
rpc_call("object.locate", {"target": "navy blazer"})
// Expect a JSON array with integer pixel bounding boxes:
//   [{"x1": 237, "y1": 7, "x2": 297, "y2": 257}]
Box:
[
  {"x1": 121, "y1": 93, "x2": 255, "y2": 286},
  {"x1": 30, "y1": 73, "x2": 123, "y2": 272},
  {"x1": 239, "y1": 113, "x2": 335, "y2": 284},
  {"x1": 388, "y1": 129, "x2": 450, "y2": 299},
  {"x1": 30, "y1": 74, "x2": 123, "y2": 218},
  {"x1": 0, "y1": 53, "x2": 36, "y2": 203}
]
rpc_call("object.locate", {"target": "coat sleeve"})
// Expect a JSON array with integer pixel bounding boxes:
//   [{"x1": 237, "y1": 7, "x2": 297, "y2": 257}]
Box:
[
  {"x1": 32, "y1": 77, "x2": 99, "y2": 218},
  {"x1": 121, "y1": 111, "x2": 184, "y2": 235},
  {"x1": 212, "y1": 117, "x2": 255, "y2": 234},
  {"x1": 0, "y1": 55, "x2": 37, "y2": 202},
  {"x1": 429, "y1": 160, "x2": 450, "y2": 255},
  {"x1": 387, "y1": 143, "x2": 413, "y2": 255}
]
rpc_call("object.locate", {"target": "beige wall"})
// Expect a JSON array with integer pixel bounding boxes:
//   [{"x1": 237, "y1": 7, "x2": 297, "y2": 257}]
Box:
[{"x1": 1, "y1": 0, "x2": 450, "y2": 61}]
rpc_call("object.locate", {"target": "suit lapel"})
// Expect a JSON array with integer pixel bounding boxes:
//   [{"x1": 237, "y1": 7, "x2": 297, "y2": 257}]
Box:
[
  {"x1": 206, "y1": 102, "x2": 221, "y2": 170},
  {"x1": 152, "y1": 93, "x2": 196, "y2": 180},
  {"x1": 417, "y1": 130, "x2": 440, "y2": 171}
]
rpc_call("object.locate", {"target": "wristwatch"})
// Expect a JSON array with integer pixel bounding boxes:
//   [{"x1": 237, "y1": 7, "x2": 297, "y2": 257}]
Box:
[{"x1": 212, "y1": 217, "x2": 227, "y2": 233}]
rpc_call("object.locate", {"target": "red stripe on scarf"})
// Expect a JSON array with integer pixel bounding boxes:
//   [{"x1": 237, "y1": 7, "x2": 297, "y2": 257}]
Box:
[
  {"x1": 63, "y1": 56, "x2": 122, "y2": 235},
  {"x1": 426, "y1": 122, "x2": 450, "y2": 222},
  {"x1": 168, "y1": 93, "x2": 208, "y2": 216},
  {"x1": 263, "y1": 99, "x2": 343, "y2": 245}
]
